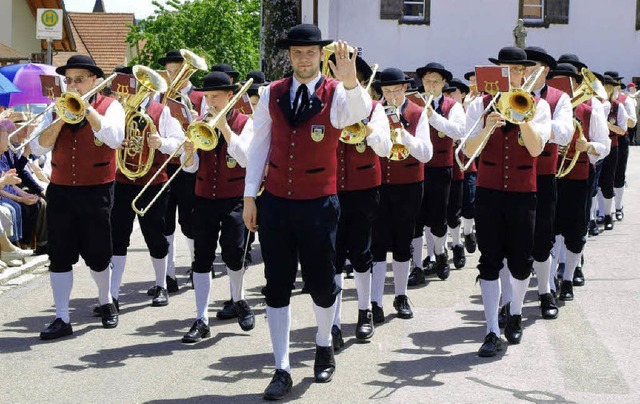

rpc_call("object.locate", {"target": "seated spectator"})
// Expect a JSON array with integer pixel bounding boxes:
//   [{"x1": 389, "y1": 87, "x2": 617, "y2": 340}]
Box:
[{"x1": 0, "y1": 169, "x2": 33, "y2": 268}]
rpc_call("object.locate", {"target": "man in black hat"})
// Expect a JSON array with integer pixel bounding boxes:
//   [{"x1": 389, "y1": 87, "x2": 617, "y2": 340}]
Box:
[
  {"x1": 464, "y1": 47, "x2": 551, "y2": 357},
  {"x1": 181, "y1": 71, "x2": 255, "y2": 342},
  {"x1": 245, "y1": 70, "x2": 270, "y2": 111},
  {"x1": 409, "y1": 62, "x2": 465, "y2": 286},
  {"x1": 211, "y1": 63, "x2": 240, "y2": 83},
  {"x1": 109, "y1": 65, "x2": 185, "y2": 310},
  {"x1": 370, "y1": 67, "x2": 432, "y2": 323},
  {"x1": 242, "y1": 24, "x2": 372, "y2": 400},
  {"x1": 31, "y1": 55, "x2": 125, "y2": 339},
  {"x1": 158, "y1": 50, "x2": 205, "y2": 283}
]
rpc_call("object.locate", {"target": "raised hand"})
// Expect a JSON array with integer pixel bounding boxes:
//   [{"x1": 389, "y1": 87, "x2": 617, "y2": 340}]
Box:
[{"x1": 327, "y1": 41, "x2": 359, "y2": 90}]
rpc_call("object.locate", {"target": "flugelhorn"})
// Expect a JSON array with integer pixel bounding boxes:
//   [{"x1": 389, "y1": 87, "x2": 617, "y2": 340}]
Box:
[
  {"x1": 321, "y1": 42, "x2": 356, "y2": 77},
  {"x1": 131, "y1": 79, "x2": 253, "y2": 216},
  {"x1": 8, "y1": 73, "x2": 118, "y2": 152}
]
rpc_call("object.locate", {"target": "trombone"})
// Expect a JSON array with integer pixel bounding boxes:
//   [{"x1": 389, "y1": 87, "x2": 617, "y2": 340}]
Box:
[
  {"x1": 131, "y1": 79, "x2": 254, "y2": 216},
  {"x1": 454, "y1": 66, "x2": 546, "y2": 171},
  {"x1": 8, "y1": 74, "x2": 118, "y2": 152}
]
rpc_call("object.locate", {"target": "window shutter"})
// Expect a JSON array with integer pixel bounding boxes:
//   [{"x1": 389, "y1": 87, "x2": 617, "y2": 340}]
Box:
[
  {"x1": 380, "y1": 0, "x2": 402, "y2": 20},
  {"x1": 636, "y1": 0, "x2": 640, "y2": 30},
  {"x1": 546, "y1": 0, "x2": 569, "y2": 24},
  {"x1": 424, "y1": 0, "x2": 431, "y2": 24}
]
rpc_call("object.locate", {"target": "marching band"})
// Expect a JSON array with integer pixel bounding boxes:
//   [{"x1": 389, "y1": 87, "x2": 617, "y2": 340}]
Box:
[{"x1": 17, "y1": 23, "x2": 635, "y2": 400}]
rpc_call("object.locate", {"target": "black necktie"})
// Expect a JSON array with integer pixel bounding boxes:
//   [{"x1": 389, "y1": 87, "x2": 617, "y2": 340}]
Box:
[{"x1": 293, "y1": 84, "x2": 309, "y2": 120}]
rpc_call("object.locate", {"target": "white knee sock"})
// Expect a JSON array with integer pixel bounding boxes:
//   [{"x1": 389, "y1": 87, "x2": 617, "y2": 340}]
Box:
[
  {"x1": 193, "y1": 272, "x2": 211, "y2": 325},
  {"x1": 425, "y1": 226, "x2": 435, "y2": 257},
  {"x1": 558, "y1": 236, "x2": 566, "y2": 264},
  {"x1": 563, "y1": 250, "x2": 583, "y2": 283},
  {"x1": 509, "y1": 276, "x2": 531, "y2": 316},
  {"x1": 151, "y1": 256, "x2": 167, "y2": 288},
  {"x1": 480, "y1": 279, "x2": 500, "y2": 335},
  {"x1": 266, "y1": 305, "x2": 291, "y2": 373},
  {"x1": 411, "y1": 237, "x2": 424, "y2": 268},
  {"x1": 228, "y1": 267, "x2": 245, "y2": 302},
  {"x1": 499, "y1": 261, "x2": 512, "y2": 307},
  {"x1": 597, "y1": 189, "x2": 605, "y2": 216},
  {"x1": 450, "y1": 225, "x2": 462, "y2": 247},
  {"x1": 434, "y1": 235, "x2": 446, "y2": 255},
  {"x1": 332, "y1": 273, "x2": 343, "y2": 328},
  {"x1": 166, "y1": 234, "x2": 176, "y2": 279},
  {"x1": 534, "y1": 257, "x2": 551, "y2": 295},
  {"x1": 392, "y1": 259, "x2": 410, "y2": 297},
  {"x1": 110, "y1": 255, "x2": 127, "y2": 300},
  {"x1": 371, "y1": 261, "x2": 387, "y2": 307},
  {"x1": 353, "y1": 269, "x2": 372, "y2": 311},
  {"x1": 604, "y1": 198, "x2": 613, "y2": 217},
  {"x1": 50, "y1": 272, "x2": 73, "y2": 323},
  {"x1": 462, "y1": 218, "x2": 474, "y2": 235},
  {"x1": 614, "y1": 187, "x2": 624, "y2": 211},
  {"x1": 590, "y1": 196, "x2": 598, "y2": 220},
  {"x1": 185, "y1": 237, "x2": 195, "y2": 262},
  {"x1": 313, "y1": 303, "x2": 335, "y2": 347},
  {"x1": 90, "y1": 267, "x2": 112, "y2": 306}
]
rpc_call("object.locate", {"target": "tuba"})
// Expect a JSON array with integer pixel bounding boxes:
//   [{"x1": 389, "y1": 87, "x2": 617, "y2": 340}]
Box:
[
  {"x1": 161, "y1": 49, "x2": 208, "y2": 109},
  {"x1": 117, "y1": 66, "x2": 169, "y2": 180}
]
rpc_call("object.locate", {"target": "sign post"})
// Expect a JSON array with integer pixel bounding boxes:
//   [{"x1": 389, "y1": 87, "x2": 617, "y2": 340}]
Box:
[{"x1": 36, "y1": 8, "x2": 63, "y2": 65}]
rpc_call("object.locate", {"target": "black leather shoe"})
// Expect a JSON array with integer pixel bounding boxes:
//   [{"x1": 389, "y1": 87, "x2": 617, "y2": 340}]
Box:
[
  {"x1": 422, "y1": 256, "x2": 435, "y2": 274},
  {"x1": 407, "y1": 266, "x2": 426, "y2": 286},
  {"x1": 559, "y1": 280, "x2": 574, "y2": 301},
  {"x1": 435, "y1": 253, "x2": 450, "y2": 280},
  {"x1": 100, "y1": 303, "x2": 119, "y2": 328},
  {"x1": 604, "y1": 215, "x2": 614, "y2": 230},
  {"x1": 596, "y1": 215, "x2": 604, "y2": 225},
  {"x1": 217, "y1": 300, "x2": 238, "y2": 320},
  {"x1": 313, "y1": 345, "x2": 336, "y2": 383},
  {"x1": 93, "y1": 298, "x2": 119, "y2": 316},
  {"x1": 452, "y1": 245, "x2": 466, "y2": 269},
  {"x1": 573, "y1": 268, "x2": 585, "y2": 287},
  {"x1": 263, "y1": 369, "x2": 293, "y2": 400},
  {"x1": 464, "y1": 232, "x2": 477, "y2": 253},
  {"x1": 478, "y1": 332, "x2": 502, "y2": 357},
  {"x1": 166, "y1": 276, "x2": 179, "y2": 293},
  {"x1": 344, "y1": 264, "x2": 354, "y2": 279},
  {"x1": 539, "y1": 293, "x2": 559, "y2": 319},
  {"x1": 182, "y1": 319, "x2": 210, "y2": 343},
  {"x1": 151, "y1": 286, "x2": 169, "y2": 307},
  {"x1": 615, "y1": 208, "x2": 624, "y2": 221},
  {"x1": 355, "y1": 309, "x2": 374, "y2": 341},
  {"x1": 331, "y1": 325, "x2": 344, "y2": 352},
  {"x1": 235, "y1": 299, "x2": 255, "y2": 331},
  {"x1": 371, "y1": 302, "x2": 385, "y2": 324},
  {"x1": 393, "y1": 295, "x2": 413, "y2": 319},
  {"x1": 40, "y1": 318, "x2": 73, "y2": 340},
  {"x1": 498, "y1": 304, "x2": 508, "y2": 329},
  {"x1": 588, "y1": 220, "x2": 600, "y2": 236},
  {"x1": 504, "y1": 311, "x2": 523, "y2": 344}
]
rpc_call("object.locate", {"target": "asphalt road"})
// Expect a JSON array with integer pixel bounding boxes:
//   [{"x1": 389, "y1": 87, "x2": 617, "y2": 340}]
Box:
[{"x1": 1, "y1": 150, "x2": 639, "y2": 403}]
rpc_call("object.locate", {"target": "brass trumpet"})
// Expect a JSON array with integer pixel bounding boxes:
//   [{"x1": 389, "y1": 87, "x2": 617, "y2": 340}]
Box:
[
  {"x1": 339, "y1": 64, "x2": 379, "y2": 145},
  {"x1": 385, "y1": 104, "x2": 410, "y2": 161},
  {"x1": 131, "y1": 79, "x2": 253, "y2": 216}
]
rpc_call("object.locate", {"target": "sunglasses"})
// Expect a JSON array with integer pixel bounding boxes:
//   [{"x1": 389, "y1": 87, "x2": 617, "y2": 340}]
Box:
[{"x1": 63, "y1": 75, "x2": 93, "y2": 85}]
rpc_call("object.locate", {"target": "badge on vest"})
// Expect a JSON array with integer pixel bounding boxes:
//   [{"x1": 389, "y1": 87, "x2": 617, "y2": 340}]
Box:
[
  {"x1": 608, "y1": 117, "x2": 616, "y2": 125},
  {"x1": 355, "y1": 142, "x2": 366, "y2": 153},
  {"x1": 437, "y1": 131, "x2": 446, "y2": 138},
  {"x1": 226, "y1": 155, "x2": 237, "y2": 169},
  {"x1": 311, "y1": 125, "x2": 325, "y2": 142},
  {"x1": 517, "y1": 132, "x2": 525, "y2": 147},
  {"x1": 94, "y1": 138, "x2": 104, "y2": 147}
]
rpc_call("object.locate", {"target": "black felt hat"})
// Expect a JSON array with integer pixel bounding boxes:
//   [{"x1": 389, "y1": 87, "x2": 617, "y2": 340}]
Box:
[
  {"x1": 56, "y1": 55, "x2": 104, "y2": 78},
  {"x1": 603, "y1": 74, "x2": 618, "y2": 86},
  {"x1": 416, "y1": 62, "x2": 453, "y2": 81},
  {"x1": 158, "y1": 50, "x2": 184, "y2": 66},
  {"x1": 464, "y1": 71, "x2": 476, "y2": 81},
  {"x1": 489, "y1": 47, "x2": 535, "y2": 66},
  {"x1": 604, "y1": 71, "x2": 624, "y2": 82},
  {"x1": 211, "y1": 63, "x2": 240, "y2": 81},
  {"x1": 592, "y1": 72, "x2": 605, "y2": 83},
  {"x1": 557, "y1": 54, "x2": 587, "y2": 71},
  {"x1": 525, "y1": 46, "x2": 557, "y2": 69},
  {"x1": 442, "y1": 82, "x2": 456, "y2": 93},
  {"x1": 448, "y1": 78, "x2": 470, "y2": 94},
  {"x1": 194, "y1": 71, "x2": 239, "y2": 92},
  {"x1": 245, "y1": 70, "x2": 270, "y2": 95},
  {"x1": 276, "y1": 24, "x2": 333, "y2": 49},
  {"x1": 376, "y1": 68, "x2": 414, "y2": 87},
  {"x1": 547, "y1": 63, "x2": 581, "y2": 81},
  {"x1": 114, "y1": 65, "x2": 133, "y2": 75}
]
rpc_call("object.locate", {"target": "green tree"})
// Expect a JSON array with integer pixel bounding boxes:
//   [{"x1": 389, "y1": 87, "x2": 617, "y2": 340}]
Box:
[
  {"x1": 127, "y1": 0, "x2": 260, "y2": 86},
  {"x1": 261, "y1": 0, "x2": 298, "y2": 80}
]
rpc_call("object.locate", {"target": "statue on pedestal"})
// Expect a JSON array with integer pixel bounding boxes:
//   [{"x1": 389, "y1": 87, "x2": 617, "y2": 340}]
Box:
[{"x1": 513, "y1": 18, "x2": 527, "y2": 49}]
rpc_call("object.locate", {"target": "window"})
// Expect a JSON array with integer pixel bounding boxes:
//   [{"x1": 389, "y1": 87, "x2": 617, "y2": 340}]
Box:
[
  {"x1": 404, "y1": 0, "x2": 425, "y2": 19},
  {"x1": 380, "y1": 0, "x2": 430, "y2": 25},
  {"x1": 519, "y1": 0, "x2": 569, "y2": 27}
]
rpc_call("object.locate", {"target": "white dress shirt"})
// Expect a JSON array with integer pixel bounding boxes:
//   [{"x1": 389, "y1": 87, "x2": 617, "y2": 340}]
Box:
[
  {"x1": 363, "y1": 103, "x2": 392, "y2": 158},
  {"x1": 464, "y1": 95, "x2": 552, "y2": 156},
  {"x1": 587, "y1": 97, "x2": 610, "y2": 164},
  {"x1": 142, "y1": 97, "x2": 186, "y2": 156},
  {"x1": 30, "y1": 98, "x2": 126, "y2": 156},
  {"x1": 244, "y1": 73, "x2": 372, "y2": 198},
  {"x1": 427, "y1": 94, "x2": 466, "y2": 140},
  {"x1": 180, "y1": 82, "x2": 208, "y2": 117},
  {"x1": 615, "y1": 89, "x2": 637, "y2": 126},
  {"x1": 393, "y1": 98, "x2": 433, "y2": 163},
  {"x1": 534, "y1": 87, "x2": 573, "y2": 147},
  {"x1": 613, "y1": 98, "x2": 629, "y2": 131}
]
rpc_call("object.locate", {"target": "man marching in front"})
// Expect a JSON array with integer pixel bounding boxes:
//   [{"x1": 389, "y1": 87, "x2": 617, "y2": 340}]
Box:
[{"x1": 242, "y1": 24, "x2": 371, "y2": 400}]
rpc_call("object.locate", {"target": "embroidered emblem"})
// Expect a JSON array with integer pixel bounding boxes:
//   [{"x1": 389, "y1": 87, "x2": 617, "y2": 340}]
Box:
[
  {"x1": 355, "y1": 142, "x2": 366, "y2": 153},
  {"x1": 311, "y1": 125, "x2": 325, "y2": 142},
  {"x1": 517, "y1": 132, "x2": 525, "y2": 147},
  {"x1": 226, "y1": 155, "x2": 237, "y2": 169}
]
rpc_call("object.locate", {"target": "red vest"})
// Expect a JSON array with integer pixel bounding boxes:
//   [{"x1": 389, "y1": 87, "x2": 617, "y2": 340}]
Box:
[
  {"x1": 608, "y1": 99, "x2": 622, "y2": 147},
  {"x1": 536, "y1": 85, "x2": 564, "y2": 175},
  {"x1": 337, "y1": 101, "x2": 381, "y2": 192},
  {"x1": 264, "y1": 76, "x2": 341, "y2": 199},
  {"x1": 195, "y1": 110, "x2": 249, "y2": 199},
  {"x1": 560, "y1": 102, "x2": 592, "y2": 181},
  {"x1": 476, "y1": 94, "x2": 538, "y2": 192},
  {"x1": 427, "y1": 96, "x2": 457, "y2": 167},
  {"x1": 452, "y1": 142, "x2": 465, "y2": 181},
  {"x1": 380, "y1": 99, "x2": 424, "y2": 185},
  {"x1": 50, "y1": 94, "x2": 118, "y2": 186},
  {"x1": 116, "y1": 101, "x2": 167, "y2": 186},
  {"x1": 189, "y1": 89, "x2": 204, "y2": 115}
]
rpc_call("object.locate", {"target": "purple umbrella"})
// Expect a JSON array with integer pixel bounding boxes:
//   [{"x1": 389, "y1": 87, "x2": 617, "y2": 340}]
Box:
[{"x1": 0, "y1": 63, "x2": 60, "y2": 107}]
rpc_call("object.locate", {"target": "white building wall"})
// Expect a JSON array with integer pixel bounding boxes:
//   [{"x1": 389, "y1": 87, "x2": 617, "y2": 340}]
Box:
[
  {"x1": 322, "y1": 0, "x2": 640, "y2": 81},
  {"x1": 10, "y1": 0, "x2": 41, "y2": 56}
]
